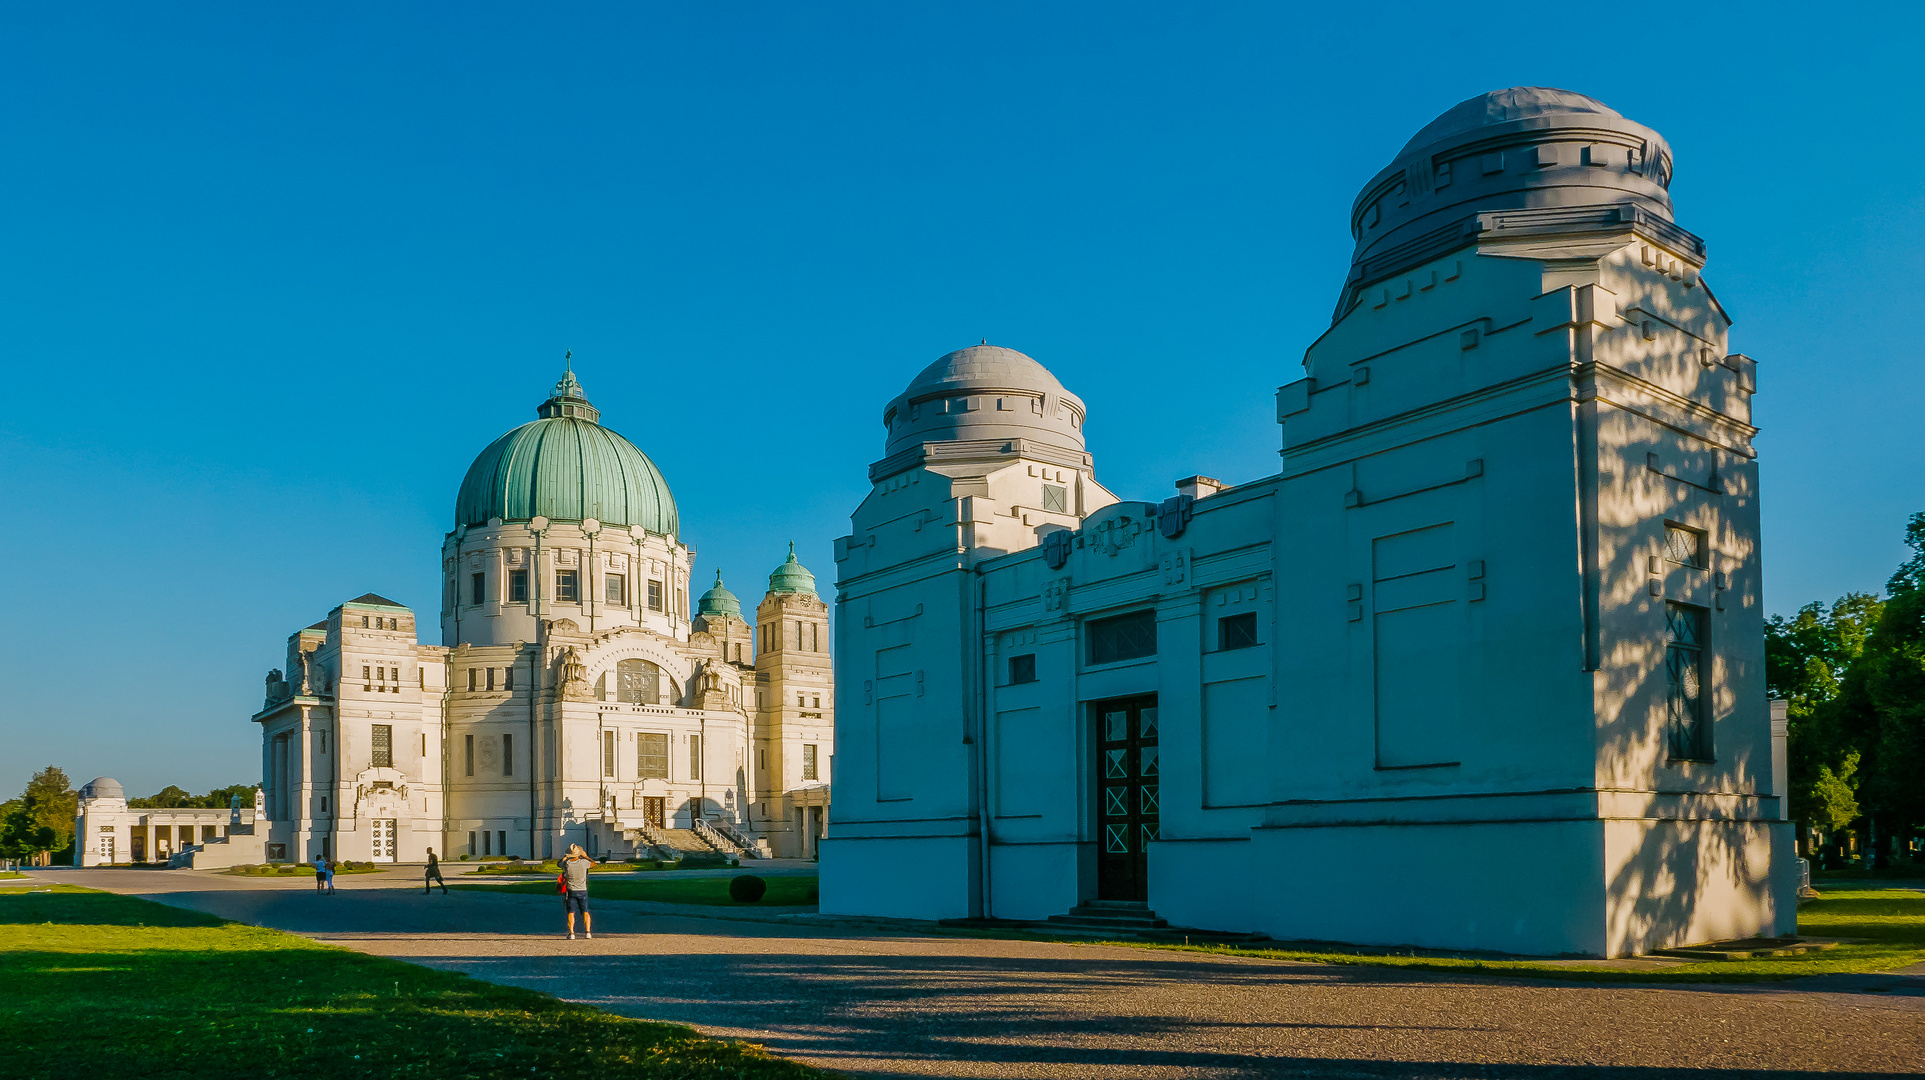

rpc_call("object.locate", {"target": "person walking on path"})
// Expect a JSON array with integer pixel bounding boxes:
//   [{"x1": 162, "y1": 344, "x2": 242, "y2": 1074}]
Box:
[
  {"x1": 424, "y1": 848, "x2": 448, "y2": 895},
  {"x1": 323, "y1": 858, "x2": 336, "y2": 895},
  {"x1": 560, "y1": 844, "x2": 593, "y2": 939},
  {"x1": 314, "y1": 855, "x2": 328, "y2": 895}
]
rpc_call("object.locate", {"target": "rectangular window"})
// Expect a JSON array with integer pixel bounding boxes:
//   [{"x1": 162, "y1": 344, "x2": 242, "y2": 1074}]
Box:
[
  {"x1": 1087, "y1": 609, "x2": 1157, "y2": 665},
  {"x1": 647, "y1": 579, "x2": 664, "y2": 611},
  {"x1": 497, "y1": 830, "x2": 507, "y2": 858},
  {"x1": 603, "y1": 731, "x2": 616, "y2": 778},
  {"x1": 802, "y1": 743, "x2": 819, "y2": 781},
  {"x1": 504, "y1": 666, "x2": 514, "y2": 692},
  {"x1": 362, "y1": 665, "x2": 372, "y2": 690},
  {"x1": 471, "y1": 572, "x2": 486, "y2": 605},
  {"x1": 1008, "y1": 653, "x2": 1037, "y2": 684},
  {"x1": 509, "y1": 569, "x2": 528, "y2": 603},
  {"x1": 555, "y1": 569, "x2": 580, "y2": 603},
  {"x1": 468, "y1": 831, "x2": 476, "y2": 857},
  {"x1": 1218, "y1": 612, "x2": 1259, "y2": 651},
  {"x1": 464, "y1": 733, "x2": 475, "y2": 777},
  {"x1": 1665, "y1": 602, "x2": 1711, "y2": 760},
  {"x1": 637, "y1": 733, "x2": 668, "y2": 779},
  {"x1": 486, "y1": 668, "x2": 496, "y2": 692},
  {"x1": 1665, "y1": 523, "x2": 1706, "y2": 568},
  {"x1": 688, "y1": 733, "x2": 702, "y2": 781},
  {"x1": 371, "y1": 725, "x2": 393, "y2": 769},
  {"x1": 1041, "y1": 484, "x2": 1068, "y2": 513},
  {"x1": 606, "y1": 573, "x2": 625, "y2": 605},
  {"x1": 420, "y1": 732, "x2": 426, "y2": 757},
  {"x1": 503, "y1": 733, "x2": 513, "y2": 777},
  {"x1": 467, "y1": 668, "x2": 477, "y2": 692},
  {"x1": 677, "y1": 589, "x2": 686, "y2": 617},
  {"x1": 482, "y1": 831, "x2": 491, "y2": 857}
]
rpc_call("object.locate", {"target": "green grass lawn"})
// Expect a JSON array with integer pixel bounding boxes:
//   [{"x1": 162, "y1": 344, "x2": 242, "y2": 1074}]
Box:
[
  {"x1": 1104, "y1": 885, "x2": 1925, "y2": 983},
  {"x1": 456, "y1": 874, "x2": 818, "y2": 907},
  {"x1": 0, "y1": 870, "x2": 25, "y2": 879},
  {"x1": 0, "y1": 885, "x2": 827, "y2": 1080}
]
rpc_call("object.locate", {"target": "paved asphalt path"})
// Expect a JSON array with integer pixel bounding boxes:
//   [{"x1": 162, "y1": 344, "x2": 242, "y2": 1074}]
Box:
[{"x1": 29, "y1": 866, "x2": 1925, "y2": 1079}]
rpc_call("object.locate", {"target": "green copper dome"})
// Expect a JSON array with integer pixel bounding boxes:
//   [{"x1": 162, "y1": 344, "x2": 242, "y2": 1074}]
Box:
[
  {"x1": 697, "y1": 571, "x2": 742, "y2": 619},
  {"x1": 454, "y1": 367, "x2": 679, "y2": 534},
  {"x1": 768, "y1": 542, "x2": 817, "y2": 597}
]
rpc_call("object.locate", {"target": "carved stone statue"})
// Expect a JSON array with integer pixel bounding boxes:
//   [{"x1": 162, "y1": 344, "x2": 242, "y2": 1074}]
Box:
[
  {"x1": 264, "y1": 668, "x2": 288, "y2": 706},
  {"x1": 559, "y1": 647, "x2": 594, "y2": 702}
]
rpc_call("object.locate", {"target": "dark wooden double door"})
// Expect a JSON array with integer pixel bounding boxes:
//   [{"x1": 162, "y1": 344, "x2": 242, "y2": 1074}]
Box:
[{"x1": 1095, "y1": 695, "x2": 1159, "y2": 901}]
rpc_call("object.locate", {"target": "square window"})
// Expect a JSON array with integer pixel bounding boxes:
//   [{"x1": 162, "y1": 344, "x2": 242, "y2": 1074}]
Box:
[
  {"x1": 1218, "y1": 612, "x2": 1258, "y2": 651},
  {"x1": 1041, "y1": 484, "x2": 1068, "y2": 513},
  {"x1": 1665, "y1": 523, "x2": 1706, "y2": 568},
  {"x1": 509, "y1": 569, "x2": 529, "y2": 603},
  {"x1": 470, "y1": 573, "x2": 486, "y2": 605},
  {"x1": 555, "y1": 569, "x2": 580, "y2": 603},
  {"x1": 1087, "y1": 609, "x2": 1157, "y2": 665},
  {"x1": 606, "y1": 573, "x2": 626, "y2": 605},
  {"x1": 1008, "y1": 653, "x2": 1037, "y2": 684}
]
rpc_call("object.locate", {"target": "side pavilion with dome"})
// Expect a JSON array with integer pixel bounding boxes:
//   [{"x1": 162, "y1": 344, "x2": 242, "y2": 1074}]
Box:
[
  {"x1": 825, "y1": 88, "x2": 1794, "y2": 958},
  {"x1": 220, "y1": 369, "x2": 833, "y2": 868}
]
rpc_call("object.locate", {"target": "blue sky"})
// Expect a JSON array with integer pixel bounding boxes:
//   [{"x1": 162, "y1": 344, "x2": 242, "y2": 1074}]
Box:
[{"x1": 3, "y1": 4, "x2": 1921, "y2": 798}]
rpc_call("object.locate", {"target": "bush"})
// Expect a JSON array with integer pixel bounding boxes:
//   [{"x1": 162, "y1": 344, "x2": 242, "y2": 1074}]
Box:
[{"x1": 728, "y1": 875, "x2": 767, "y2": 903}]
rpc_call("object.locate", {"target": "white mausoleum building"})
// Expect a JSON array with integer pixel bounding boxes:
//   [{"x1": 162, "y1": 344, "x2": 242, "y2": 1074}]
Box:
[
  {"x1": 823, "y1": 88, "x2": 1792, "y2": 958},
  {"x1": 72, "y1": 777, "x2": 265, "y2": 867},
  {"x1": 244, "y1": 369, "x2": 832, "y2": 867}
]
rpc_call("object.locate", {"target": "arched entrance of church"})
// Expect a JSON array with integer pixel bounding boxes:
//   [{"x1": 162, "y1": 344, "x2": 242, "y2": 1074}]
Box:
[{"x1": 1093, "y1": 695, "x2": 1158, "y2": 901}]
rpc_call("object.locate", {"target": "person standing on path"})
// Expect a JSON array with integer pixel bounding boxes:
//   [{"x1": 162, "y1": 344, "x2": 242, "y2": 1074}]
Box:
[
  {"x1": 560, "y1": 844, "x2": 593, "y2": 939},
  {"x1": 424, "y1": 848, "x2": 448, "y2": 895},
  {"x1": 314, "y1": 855, "x2": 327, "y2": 895},
  {"x1": 323, "y1": 858, "x2": 336, "y2": 895}
]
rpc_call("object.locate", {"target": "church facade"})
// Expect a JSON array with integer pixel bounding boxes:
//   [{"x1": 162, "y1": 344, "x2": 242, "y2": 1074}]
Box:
[
  {"x1": 247, "y1": 370, "x2": 831, "y2": 867},
  {"x1": 822, "y1": 88, "x2": 1793, "y2": 958}
]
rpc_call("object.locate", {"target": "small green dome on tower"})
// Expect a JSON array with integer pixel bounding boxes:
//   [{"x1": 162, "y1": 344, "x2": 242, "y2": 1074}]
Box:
[
  {"x1": 453, "y1": 362, "x2": 679, "y2": 535},
  {"x1": 697, "y1": 570, "x2": 742, "y2": 619},
  {"x1": 768, "y1": 542, "x2": 817, "y2": 597}
]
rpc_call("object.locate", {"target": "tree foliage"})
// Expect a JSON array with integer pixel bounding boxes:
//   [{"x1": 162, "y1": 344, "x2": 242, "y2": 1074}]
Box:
[
  {"x1": 128, "y1": 783, "x2": 260, "y2": 810},
  {"x1": 1, "y1": 767, "x2": 76, "y2": 862},
  {"x1": 1773, "y1": 512, "x2": 1925, "y2": 853}
]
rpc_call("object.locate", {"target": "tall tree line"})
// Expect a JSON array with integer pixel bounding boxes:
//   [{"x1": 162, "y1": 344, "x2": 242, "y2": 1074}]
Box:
[{"x1": 1768, "y1": 512, "x2": 1925, "y2": 867}]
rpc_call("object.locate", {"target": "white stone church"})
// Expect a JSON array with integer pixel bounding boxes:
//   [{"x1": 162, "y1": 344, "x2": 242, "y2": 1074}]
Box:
[
  {"x1": 240, "y1": 369, "x2": 832, "y2": 867},
  {"x1": 822, "y1": 88, "x2": 1794, "y2": 958}
]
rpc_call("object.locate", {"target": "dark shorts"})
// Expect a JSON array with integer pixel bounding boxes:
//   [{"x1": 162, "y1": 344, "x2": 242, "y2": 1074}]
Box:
[{"x1": 563, "y1": 889, "x2": 589, "y2": 914}]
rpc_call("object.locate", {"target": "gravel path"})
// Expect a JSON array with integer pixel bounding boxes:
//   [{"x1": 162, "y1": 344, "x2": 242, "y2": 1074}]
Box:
[{"x1": 30, "y1": 865, "x2": 1925, "y2": 1079}]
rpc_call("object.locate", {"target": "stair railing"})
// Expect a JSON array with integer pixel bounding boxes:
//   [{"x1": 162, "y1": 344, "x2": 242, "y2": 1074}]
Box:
[{"x1": 690, "y1": 818, "x2": 741, "y2": 856}]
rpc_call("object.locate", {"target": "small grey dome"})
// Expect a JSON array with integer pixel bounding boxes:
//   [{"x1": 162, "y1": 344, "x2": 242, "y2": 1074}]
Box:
[
  {"x1": 904, "y1": 345, "x2": 1068, "y2": 398},
  {"x1": 881, "y1": 344, "x2": 1088, "y2": 460},
  {"x1": 80, "y1": 777, "x2": 124, "y2": 801},
  {"x1": 1397, "y1": 87, "x2": 1621, "y2": 159}
]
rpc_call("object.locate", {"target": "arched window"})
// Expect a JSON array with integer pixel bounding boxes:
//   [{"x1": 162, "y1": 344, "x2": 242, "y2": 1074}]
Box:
[{"x1": 617, "y1": 659, "x2": 663, "y2": 705}]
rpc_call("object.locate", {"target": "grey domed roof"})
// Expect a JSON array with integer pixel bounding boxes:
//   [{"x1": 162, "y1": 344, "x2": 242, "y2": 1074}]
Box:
[
  {"x1": 1340, "y1": 87, "x2": 1677, "y2": 320},
  {"x1": 1398, "y1": 87, "x2": 1621, "y2": 158},
  {"x1": 881, "y1": 343, "x2": 1088, "y2": 460},
  {"x1": 80, "y1": 777, "x2": 124, "y2": 801},
  {"x1": 905, "y1": 345, "x2": 1067, "y2": 397}
]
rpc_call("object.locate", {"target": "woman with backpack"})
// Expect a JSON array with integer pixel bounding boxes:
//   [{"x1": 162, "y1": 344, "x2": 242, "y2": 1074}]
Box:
[{"x1": 559, "y1": 844, "x2": 593, "y2": 939}]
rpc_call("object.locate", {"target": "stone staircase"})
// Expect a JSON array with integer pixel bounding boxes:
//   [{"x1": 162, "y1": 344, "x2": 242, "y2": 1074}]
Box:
[
  {"x1": 1046, "y1": 900, "x2": 1170, "y2": 933},
  {"x1": 658, "y1": 828, "x2": 723, "y2": 857}
]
